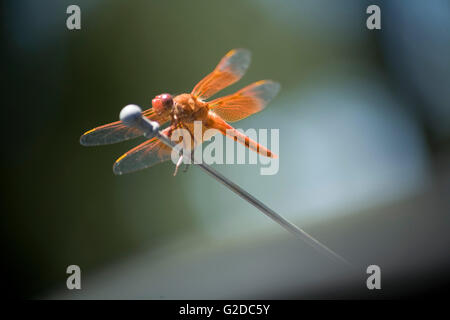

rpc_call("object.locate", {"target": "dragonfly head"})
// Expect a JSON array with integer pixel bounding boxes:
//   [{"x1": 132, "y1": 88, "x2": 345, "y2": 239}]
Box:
[{"x1": 152, "y1": 93, "x2": 173, "y2": 115}]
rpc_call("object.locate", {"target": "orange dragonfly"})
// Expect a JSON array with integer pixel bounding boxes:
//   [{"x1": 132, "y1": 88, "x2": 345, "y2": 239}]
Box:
[{"x1": 80, "y1": 49, "x2": 280, "y2": 175}]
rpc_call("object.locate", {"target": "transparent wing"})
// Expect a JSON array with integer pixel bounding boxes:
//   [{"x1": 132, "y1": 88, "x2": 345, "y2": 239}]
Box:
[
  {"x1": 113, "y1": 127, "x2": 173, "y2": 175},
  {"x1": 80, "y1": 108, "x2": 170, "y2": 146},
  {"x1": 208, "y1": 80, "x2": 280, "y2": 122},
  {"x1": 191, "y1": 48, "x2": 251, "y2": 100}
]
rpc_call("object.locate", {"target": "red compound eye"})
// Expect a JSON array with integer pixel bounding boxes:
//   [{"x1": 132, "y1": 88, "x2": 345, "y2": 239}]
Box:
[{"x1": 152, "y1": 93, "x2": 173, "y2": 114}]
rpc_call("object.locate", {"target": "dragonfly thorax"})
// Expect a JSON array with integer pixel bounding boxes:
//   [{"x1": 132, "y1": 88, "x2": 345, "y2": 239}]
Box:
[{"x1": 172, "y1": 93, "x2": 208, "y2": 123}]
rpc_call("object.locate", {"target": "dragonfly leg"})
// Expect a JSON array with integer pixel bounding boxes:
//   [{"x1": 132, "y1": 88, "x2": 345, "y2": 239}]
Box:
[
  {"x1": 173, "y1": 153, "x2": 184, "y2": 176},
  {"x1": 185, "y1": 126, "x2": 198, "y2": 148},
  {"x1": 173, "y1": 127, "x2": 188, "y2": 176}
]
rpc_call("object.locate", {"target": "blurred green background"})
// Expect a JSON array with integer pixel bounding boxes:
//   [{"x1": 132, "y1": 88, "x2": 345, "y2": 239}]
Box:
[{"x1": 2, "y1": 0, "x2": 450, "y2": 299}]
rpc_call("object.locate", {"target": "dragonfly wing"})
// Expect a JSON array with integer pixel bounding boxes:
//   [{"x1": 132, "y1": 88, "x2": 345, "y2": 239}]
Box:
[
  {"x1": 113, "y1": 128, "x2": 173, "y2": 175},
  {"x1": 80, "y1": 108, "x2": 169, "y2": 146},
  {"x1": 191, "y1": 49, "x2": 251, "y2": 100},
  {"x1": 208, "y1": 80, "x2": 280, "y2": 122},
  {"x1": 80, "y1": 121, "x2": 142, "y2": 146}
]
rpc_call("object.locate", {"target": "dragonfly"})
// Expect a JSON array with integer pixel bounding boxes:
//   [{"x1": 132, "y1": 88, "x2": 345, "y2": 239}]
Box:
[{"x1": 80, "y1": 49, "x2": 280, "y2": 175}]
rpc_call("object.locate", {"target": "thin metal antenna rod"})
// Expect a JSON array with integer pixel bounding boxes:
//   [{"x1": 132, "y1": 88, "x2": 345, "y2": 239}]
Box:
[{"x1": 119, "y1": 105, "x2": 352, "y2": 268}]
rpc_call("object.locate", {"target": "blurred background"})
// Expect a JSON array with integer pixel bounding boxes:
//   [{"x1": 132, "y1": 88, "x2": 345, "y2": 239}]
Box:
[{"x1": 2, "y1": 0, "x2": 449, "y2": 299}]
